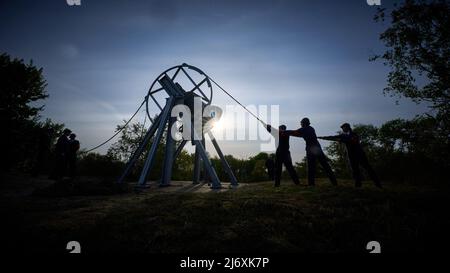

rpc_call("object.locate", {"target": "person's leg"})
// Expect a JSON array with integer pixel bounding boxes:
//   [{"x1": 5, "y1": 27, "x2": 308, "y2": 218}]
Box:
[
  {"x1": 359, "y1": 154, "x2": 382, "y2": 188},
  {"x1": 318, "y1": 152, "x2": 337, "y2": 186},
  {"x1": 62, "y1": 156, "x2": 68, "y2": 179},
  {"x1": 307, "y1": 153, "x2": 316, "y2": 186},
  {"x1": 268, "y1": 163, "x2": 275, "y2": 180},
  {"x1": 283, "y1": 152, "x2": 300, "y2": 185},
  {"x1": 54, "y1": 154, "x2": 64, "y2": 180},
  {"x1": 68, "y1": 156, "x2": 76, "y2": 178},
  {"x1": 349, "y1": 155, "x2": 362, "y2": 187},
  {"x1": 275, "y1": 153, "x2": 283, "y2": 187}
]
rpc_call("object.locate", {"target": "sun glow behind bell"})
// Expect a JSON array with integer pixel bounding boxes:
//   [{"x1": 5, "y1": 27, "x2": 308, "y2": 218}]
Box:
[{"x1": 211, "y1": 114, "x2": 233, "y2": 135}]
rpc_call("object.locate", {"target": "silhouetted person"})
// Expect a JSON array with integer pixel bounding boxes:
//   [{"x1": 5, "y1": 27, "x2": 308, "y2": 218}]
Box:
[
  {"x1": 319, "y1": 123, "x2": 382, "y2": 188},
  {"x1": 31, "y1": 128, "x2": 54, "y2": 177},
  {"x1": 265, "y1": 157, "x2": 275, "y2": 181},
  {"x1": 267, "y1": 124, "x2": 300, "y2": 187},
  {"x1": 284, "y1": 118, "x2": 337, "y2": 186},
  {"x1": 50, "y1": 128, "x2": 71, "y2": 180},
  {"x1": 67, "y1": 133, "x2": 80, "y2": 178}
]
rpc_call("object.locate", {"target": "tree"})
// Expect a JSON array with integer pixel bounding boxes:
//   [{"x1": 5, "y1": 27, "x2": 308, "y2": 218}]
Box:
[
  {"x1": 372, "y1": 0, "x2": 450, "y2": 130},
  {"x1": 0, "y1": 53, "x2": 52, "y2": 171},
  {"x1": 0, "y1": 53, "x2": 48, "y2": 122},
  {"x1": 378, "y1": 116, "x2": 448, "y2": 158},
  {"x1": 250, "y1": 160, "x2": 268, "y2": 181},
  {"x1": 107, "y1": 121, "x2": 148, "y2": 162}
]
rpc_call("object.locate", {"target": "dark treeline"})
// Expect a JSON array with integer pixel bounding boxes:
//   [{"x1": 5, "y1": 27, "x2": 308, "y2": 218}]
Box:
[{"x1": 73, "y1": 116, "x2": 448, "y2": 185}]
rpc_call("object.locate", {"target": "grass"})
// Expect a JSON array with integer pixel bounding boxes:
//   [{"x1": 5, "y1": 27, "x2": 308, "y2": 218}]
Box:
[{"x1": 1, "y1": 175, "x2": 449, "y2": 253}]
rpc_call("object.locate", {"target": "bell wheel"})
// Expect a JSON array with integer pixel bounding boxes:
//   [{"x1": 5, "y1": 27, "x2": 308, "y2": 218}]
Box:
[{"x1": 145, "y1": 63, "x2": 213, "y2": 121}]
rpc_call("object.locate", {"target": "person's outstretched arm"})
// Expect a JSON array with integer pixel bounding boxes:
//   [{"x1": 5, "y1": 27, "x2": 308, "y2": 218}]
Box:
[
  {"x1": 318, "y1": 135, "x2": 342, "y2": 141},
  {"x1": 283, "y1": 129, "x2": 302, "y2": 137}
]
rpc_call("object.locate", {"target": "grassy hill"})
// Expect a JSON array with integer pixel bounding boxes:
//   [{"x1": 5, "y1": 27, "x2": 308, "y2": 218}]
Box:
[{"x1": 1, "y1": 174, "x2": 449, "y2": 253}]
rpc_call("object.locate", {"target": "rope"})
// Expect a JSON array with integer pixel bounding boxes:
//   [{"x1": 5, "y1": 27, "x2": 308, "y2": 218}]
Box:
[
  {"x1": 81, "y1": 99, "x2": 146, "y2": 154},
  {"x1": 206, "y1": 75, "x2": 267, "y2": 126},
  {"x1": 82, "y1": 72, "x2": 265, "y2": 154}
]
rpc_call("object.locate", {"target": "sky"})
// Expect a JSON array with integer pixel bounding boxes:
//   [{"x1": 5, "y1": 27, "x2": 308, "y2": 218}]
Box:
[{"x1": 0, "y1": 0, "x2": 429, "y2": 162}]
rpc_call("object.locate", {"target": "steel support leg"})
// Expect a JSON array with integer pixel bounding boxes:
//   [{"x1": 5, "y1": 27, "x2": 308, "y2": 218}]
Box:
[
  {"x1": 193, "y1": 143, "x2": 201, "y2": 184},
  {"x1": 193, "y1": 139, "x2": 221, "y2": 189},
  {"x1": 137, "y1": 97, "x2": 174, "y2": 187},
  {"x1": 117, "y1": 115, "x2": 161, "y2": 184},
  {"x1": 172, "y1": 140, "x2": 187, "y2": 163},
  {"x1": 208, "y1": 131, "x2": 238, "y2": 186},
  {"x1": 160, "y1": 111, "x2": 177, "y2": 187},
  {"x1": 201, "y1": 137, "x2": 210, "y2": 183}
]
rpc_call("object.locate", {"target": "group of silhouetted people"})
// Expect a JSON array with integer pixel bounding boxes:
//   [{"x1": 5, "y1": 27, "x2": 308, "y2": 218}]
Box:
[
  {"x1": 266, "y1": 118, "x2": 382, "y2": 188},
  {"x1": 49, "y1": 128, "x2": 80, "y2": 180}
]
